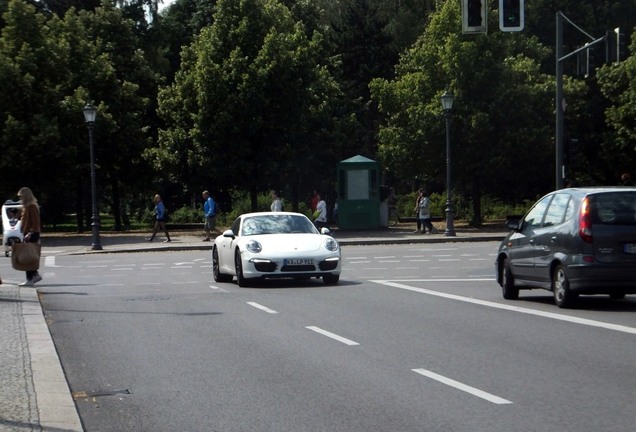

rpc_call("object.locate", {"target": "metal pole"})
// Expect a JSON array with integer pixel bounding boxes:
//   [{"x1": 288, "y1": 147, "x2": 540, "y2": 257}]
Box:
[
  {"x1": 556, "y1": 11, "x2": 564, "y2": 190},
  {"x1": 444, "y1": 112, "x2": 456, "y2": 237},
  {"x1": 87, "y1": 123, "x2": 102, "y2": 250}
]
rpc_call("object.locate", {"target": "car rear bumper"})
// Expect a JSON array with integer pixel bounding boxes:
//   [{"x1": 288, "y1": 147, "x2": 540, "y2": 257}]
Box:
[{"x1": 567, "y1": 264, "x2": 636, "y2": 294}]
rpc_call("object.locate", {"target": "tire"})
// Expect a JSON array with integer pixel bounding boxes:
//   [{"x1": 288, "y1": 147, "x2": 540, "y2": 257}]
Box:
[
  {"x1": 212, "y1": 246, "x2": 232, "y2": 283},
  {"x1": 553, "y1": 264, "x2": 577, "y2": 308},
  {"x1": 235, "y1": 249, "x2": 251, "y2": 287},
  {"x1": 501, "y1": 258, "x2": 519, "y2": 300},
  {"x1": 323, "y1": 274, "x2": 340, "y2": 285}
]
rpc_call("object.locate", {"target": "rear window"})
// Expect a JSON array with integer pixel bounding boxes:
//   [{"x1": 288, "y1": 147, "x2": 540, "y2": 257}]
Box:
[{"x1": 590, "y1": 192, "x2": 636, "y2": 225}]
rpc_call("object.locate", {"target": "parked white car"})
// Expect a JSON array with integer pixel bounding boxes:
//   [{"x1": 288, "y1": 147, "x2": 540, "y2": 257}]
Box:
[
  {"x1": 2, "y1": 200, "x2": 23, "y2": 257},
  {"x1": 213, "y1": 212, "x2": 341, "y2": 287}
]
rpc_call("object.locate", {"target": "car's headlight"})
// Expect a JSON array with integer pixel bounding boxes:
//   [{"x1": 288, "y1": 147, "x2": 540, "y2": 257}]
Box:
[
  {"x1": 323, "y1": 237, "x2": 339, "y2": 252},
  {"x1": 245, "y1": 240, "x2": 262, "y2": 253}
]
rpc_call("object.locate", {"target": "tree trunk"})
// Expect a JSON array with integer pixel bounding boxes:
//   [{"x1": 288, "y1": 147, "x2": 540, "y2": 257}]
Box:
[{"x1": 470, "y1": 179, "x2": 482, "y2": 227}]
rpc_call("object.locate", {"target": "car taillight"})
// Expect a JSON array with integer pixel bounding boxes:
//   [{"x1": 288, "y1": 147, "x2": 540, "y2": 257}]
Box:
[{"x1": 579, "y1": 197, "x2": 593, "y2": 243}]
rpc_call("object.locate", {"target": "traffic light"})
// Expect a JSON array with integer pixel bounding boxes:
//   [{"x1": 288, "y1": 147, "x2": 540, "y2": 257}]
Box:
[
  {"x1": 499, "y1": 0, "x2": 525, "y2": 32},
  {"x1": 462, "y1": 0, "x2": 487, "y2": 34}
]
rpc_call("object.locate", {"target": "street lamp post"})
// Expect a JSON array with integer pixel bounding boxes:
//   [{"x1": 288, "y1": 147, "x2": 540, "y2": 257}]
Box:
[
  {"x1": 83, "y1": 102, "x2": 103, "y2": 250},
  {"x1": 440, "y1": 90, "x2": 456, "y2": 237}
]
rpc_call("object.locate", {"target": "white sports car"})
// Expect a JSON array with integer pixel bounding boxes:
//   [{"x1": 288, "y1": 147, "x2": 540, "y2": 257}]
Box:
[{"x1": 212, "y1": 212, "x2": 341, "y2": 286}]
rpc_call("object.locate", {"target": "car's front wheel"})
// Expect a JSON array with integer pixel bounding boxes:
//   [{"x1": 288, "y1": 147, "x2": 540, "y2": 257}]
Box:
[
  {"x1": 235, "y1": 249, "x2": 251, "y2": 287},
  {"x1": 501, "y1": 258, "x2": 519, "y2": 300},
  {"x1": 553, "y1": 264, "x2": 577, "y2": 308},
  {"x1": 323, "y1": 274, "x2": 340, "y2": 285},
  {"x1": 213, "y1": 246, "x2": 232, "y2": 283}
]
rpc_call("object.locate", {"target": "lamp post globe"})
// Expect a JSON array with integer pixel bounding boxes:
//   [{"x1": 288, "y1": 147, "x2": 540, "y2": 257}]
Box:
[
  {"x1": 83, "y1": 102, "x2": 102, "y2": 250},
  {"x1": 440, "y1": 90, "x2": 456, "y2": 237}
]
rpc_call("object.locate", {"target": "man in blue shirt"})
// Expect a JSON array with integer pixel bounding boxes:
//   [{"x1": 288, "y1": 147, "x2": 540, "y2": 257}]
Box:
[{"x1": 202, "y1": 190, "x2": 217, "y2": 241}]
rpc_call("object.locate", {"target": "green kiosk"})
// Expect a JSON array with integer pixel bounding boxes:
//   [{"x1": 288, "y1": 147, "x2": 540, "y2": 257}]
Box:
[{"x1": 336, "y1": 155, "x2": 380, "y2": 230}]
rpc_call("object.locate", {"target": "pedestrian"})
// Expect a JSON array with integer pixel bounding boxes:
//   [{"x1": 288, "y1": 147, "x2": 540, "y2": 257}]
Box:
[
  {"x1": 620, "y1": 173, "x2": 633, "y2": 186},
  {"x1": 147, "y1": 194, "x2": 171, "y2": 242},
  {"x1": 418, "y1": 189, "x2": 437, "y2": 234},
  {"x1": 310, "y1": 189, "x2": 319, "y2": 212},
  {"x1": 202, "y1": 190, "x2": 217, "y2": 241},
  {"x1": 314, "y1": 192, "x2": 328, "y2": 230},
  {"x1": 413, "y1": 189, "x2": 424, "y2": 233},
  {"x1": 270, "y1": 190, "x2": 283, "y2": 212},
  {"x1": 17, "y1": 187, "x2": 43, "y2": 286}
]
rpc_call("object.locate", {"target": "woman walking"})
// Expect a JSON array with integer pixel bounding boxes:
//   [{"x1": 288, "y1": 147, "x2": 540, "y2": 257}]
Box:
[{"x1": 17, "y1": 187, "x2": 43, "y2": 286}]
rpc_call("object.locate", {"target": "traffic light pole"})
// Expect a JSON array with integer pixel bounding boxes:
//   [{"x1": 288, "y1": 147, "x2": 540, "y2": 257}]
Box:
[{"x1": 555, "y1": 12, "x2": 607, "y2": 189}]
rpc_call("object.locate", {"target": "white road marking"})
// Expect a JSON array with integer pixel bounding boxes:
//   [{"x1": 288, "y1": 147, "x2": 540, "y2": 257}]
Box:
[
  {"x1": 372, "y1": 280, "x2": 636, "y2": 335},
  {"x1": 412, "y1": 368, "x2": 512, "y2": 405},
  {"x1": 44, "y1": 256, "x2": 58, "y2": 267},
  {"x1": 305, "y1": 326, "x2": 359, "y2": 346},
  {"x1": 247, "y1": 302, "x2": 278, "y2": 314}
]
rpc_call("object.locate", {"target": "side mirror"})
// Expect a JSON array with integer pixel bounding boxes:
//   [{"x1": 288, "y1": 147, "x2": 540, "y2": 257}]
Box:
[
  {"x1": 505, "y1": 219, "x2": 521, "y2": 231},
  {"x1": 222, "y1": 229, "x2": 235, "y2": 239},
  {"x1": 320, "y1": 227, "x2": 332, "y2": 235}
]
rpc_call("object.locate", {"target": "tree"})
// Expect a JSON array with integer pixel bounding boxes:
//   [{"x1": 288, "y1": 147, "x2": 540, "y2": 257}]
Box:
[
  {"x1": 0, "y1": 0, "x2": 76, "y2": 223},
  {"x1": 150, "y1": 0, "x2": 343, "y2": 211},
  {"x1": 371, "y1": 0, "x2": 565, "y2": 224},
  {"x1": 597, "y1": 29, "x2": 636, "y2": 183},
  {"x1": 0, "y1": 0, "x2": 157, "y2": 229}
]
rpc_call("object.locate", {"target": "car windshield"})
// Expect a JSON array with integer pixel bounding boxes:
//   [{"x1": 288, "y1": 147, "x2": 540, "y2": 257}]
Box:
[
  {"x1": 240, "y1": 214, "x2": 318, "y2": 236},
  {"x1": 590, "y1": 192, "x2": 636, "y2": 225}
]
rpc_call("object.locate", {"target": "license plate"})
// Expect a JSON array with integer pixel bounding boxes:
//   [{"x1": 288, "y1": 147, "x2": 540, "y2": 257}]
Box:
[
  {"x1": 285, "y1": 258, "x2": 314, "y2": 266},
  {"x1": 623, "y1": 243, "x2": 636, "y2": 254}
]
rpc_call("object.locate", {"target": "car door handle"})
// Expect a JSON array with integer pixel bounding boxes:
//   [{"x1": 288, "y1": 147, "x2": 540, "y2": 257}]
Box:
[{"x1": 551, "y1": 236, "x2": 557, "y2": 243}]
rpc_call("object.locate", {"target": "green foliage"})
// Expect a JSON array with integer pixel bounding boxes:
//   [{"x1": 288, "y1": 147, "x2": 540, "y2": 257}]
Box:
[
  {"x1": 371, "y1": 1, "x2": 558, "y2": 223},
  {"x1": 151, "y1": 0, "x2": 344, "y2": 207},
  {"x1": 1, "y1": 0, "x2": 634, "y2": 233}
]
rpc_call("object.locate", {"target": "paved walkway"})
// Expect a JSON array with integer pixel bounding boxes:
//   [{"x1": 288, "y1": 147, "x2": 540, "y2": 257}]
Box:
[{"x1": 0, "y1": 226, "x2": 506, "y2": 431}]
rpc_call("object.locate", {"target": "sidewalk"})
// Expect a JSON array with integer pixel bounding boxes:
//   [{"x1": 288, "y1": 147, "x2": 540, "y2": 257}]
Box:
[{"x1": 0, "y1": 226, "x2": 507, "y2": 431}]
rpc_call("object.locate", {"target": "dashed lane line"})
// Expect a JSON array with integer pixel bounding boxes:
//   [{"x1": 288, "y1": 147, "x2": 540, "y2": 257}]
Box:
[
  {"x1": 412, "y1": 368, "x2": 512, "y2": 405},
  {"x1": 305, "y1": 326, "x2": 360, "y2": 346}
]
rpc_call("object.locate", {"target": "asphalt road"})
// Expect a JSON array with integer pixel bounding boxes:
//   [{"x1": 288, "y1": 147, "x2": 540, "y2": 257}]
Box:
[{"x1": 40, "y1": 242, "x2": 635, "y2": 432}]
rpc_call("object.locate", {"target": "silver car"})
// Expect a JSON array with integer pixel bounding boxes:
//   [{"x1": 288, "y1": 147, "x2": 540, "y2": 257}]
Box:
[{"x1": 496, "y1": 187, "x2": 636, "y2": 308}]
